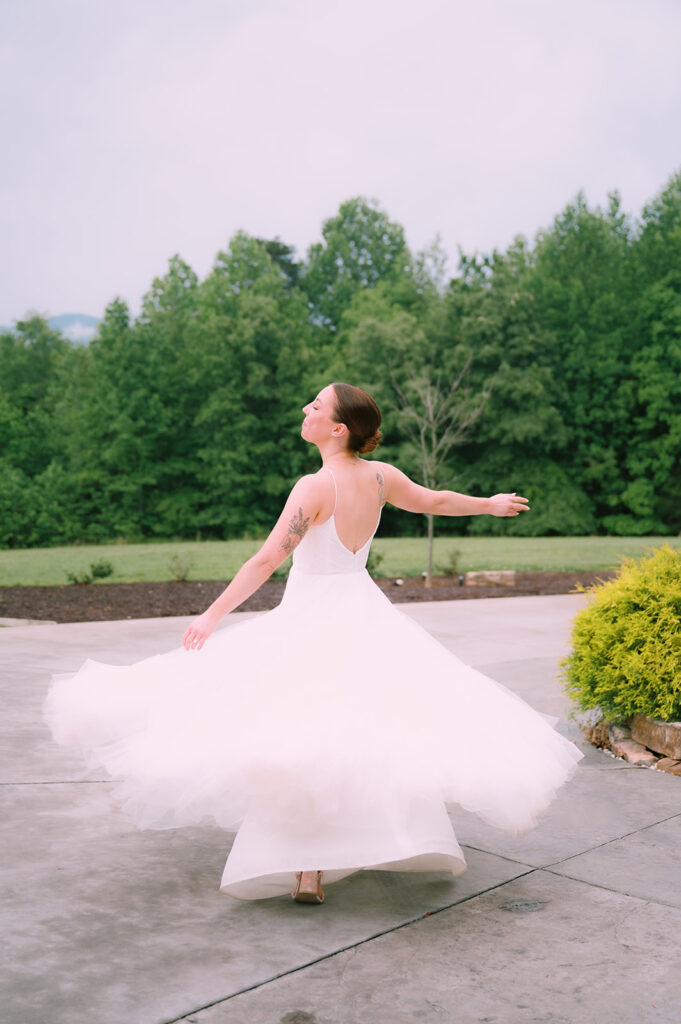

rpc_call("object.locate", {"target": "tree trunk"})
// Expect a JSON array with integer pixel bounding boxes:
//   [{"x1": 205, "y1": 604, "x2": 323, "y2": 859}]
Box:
[{"x1": 425, "y1": 512, "x2": 434, "y2": 588}]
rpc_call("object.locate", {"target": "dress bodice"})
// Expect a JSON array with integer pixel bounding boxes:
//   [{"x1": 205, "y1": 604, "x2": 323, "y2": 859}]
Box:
[
  {"x1": 292, "y1": 468, "x2": 381, "y2": 575},
  {"x1": 292, "y1": 514, "x2": 379, "y2": 574}
]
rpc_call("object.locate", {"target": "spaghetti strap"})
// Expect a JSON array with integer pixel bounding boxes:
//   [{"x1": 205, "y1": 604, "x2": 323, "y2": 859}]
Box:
[{"x1": 320, "y1": 466, "x2": 338, "y2": 514}]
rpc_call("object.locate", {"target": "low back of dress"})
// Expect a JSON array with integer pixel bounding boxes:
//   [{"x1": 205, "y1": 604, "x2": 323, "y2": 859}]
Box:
[{"x1": 292, "y1": 466, "x2": 382, "y2": 576}]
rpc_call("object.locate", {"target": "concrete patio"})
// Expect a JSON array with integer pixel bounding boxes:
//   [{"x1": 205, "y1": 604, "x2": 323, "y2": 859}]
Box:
[{"x1": 3, "y1": 594, "x2": 680, "y2": 1024}]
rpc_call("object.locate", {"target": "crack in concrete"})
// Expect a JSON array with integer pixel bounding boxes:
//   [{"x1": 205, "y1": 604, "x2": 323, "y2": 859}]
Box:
[
  {"x1": 162, "y1": 868, "x2": 537, "y2": 1024},
  {"x1": 612, "y1": 902, "x2": 651, "y2": 949}
]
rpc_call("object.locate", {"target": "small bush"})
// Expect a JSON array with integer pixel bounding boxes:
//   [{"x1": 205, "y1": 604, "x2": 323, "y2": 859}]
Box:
[
  {"x1": 441, "y1": 548, "x2": 462, "y2": 576},
  {"x1": 66, "y1": 569, "x2": 93, "y2": 585},
  {"x1": 66, "y1": 559, "x2": 114, "y2": 585},
  {"x1": 562, "y1": 545, "x2": 681, "y2": 722},
  {"x1": 168, "y1": 553, "x2": 194, "y2": 582},
  {"x1": 366, "y1": 548, "x2": 384, "y2": 578},
  {"x1": 90, "y1": 559, "x2": 113, "y2": 580}
]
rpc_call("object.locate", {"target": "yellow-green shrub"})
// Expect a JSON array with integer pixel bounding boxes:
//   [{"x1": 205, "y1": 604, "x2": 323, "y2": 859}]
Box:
[{"x1": 562, "y1": 545, "x2": 681, "y2": 722}]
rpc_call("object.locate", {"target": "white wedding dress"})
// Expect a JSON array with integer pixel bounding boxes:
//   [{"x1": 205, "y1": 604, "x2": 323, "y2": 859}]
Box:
[{"x1": 44, "y1": 469, "x2": 583, "y2": 900}]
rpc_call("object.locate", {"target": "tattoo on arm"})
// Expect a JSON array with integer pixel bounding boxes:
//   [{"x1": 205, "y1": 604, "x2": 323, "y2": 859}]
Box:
[
  {"x1": 280, "y1": 507, "x2": 311, "y2": 555},
  {"x1": 376, "y1": 471, "x2": 385, "y2": 507}
]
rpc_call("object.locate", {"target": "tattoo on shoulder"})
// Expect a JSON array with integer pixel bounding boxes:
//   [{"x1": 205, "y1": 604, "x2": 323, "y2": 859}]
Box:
[
  {"x1": 376, "y1": 471, "x2": 385, "y2": 506},
  {"x1": 280, "y1": 506, "x2": 311, "y2": 555}
]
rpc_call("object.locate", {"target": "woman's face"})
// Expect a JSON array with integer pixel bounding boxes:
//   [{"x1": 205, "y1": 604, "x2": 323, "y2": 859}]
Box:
[{"x1": 301, "y1": 385, "x2": 340, "y2": 445}]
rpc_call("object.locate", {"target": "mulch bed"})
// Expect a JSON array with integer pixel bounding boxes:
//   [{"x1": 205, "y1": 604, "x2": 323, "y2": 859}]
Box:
[{"x1": 0, "y1": 570, "x2": 617, "y2": 624}]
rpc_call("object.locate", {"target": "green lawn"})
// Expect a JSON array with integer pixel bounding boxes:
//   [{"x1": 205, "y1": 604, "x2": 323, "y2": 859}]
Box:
[{"x1": 1, "y1": 535, "x2": 680, "y2": 587}]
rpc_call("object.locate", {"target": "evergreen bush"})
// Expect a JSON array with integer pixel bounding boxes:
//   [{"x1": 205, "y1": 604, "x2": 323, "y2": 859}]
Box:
[
  {"x1": 562, "y1": 545, "x2": 681, "y2": 722},
  {"x1": 66, "y1": 559, "x2": 114, "y2": 585},
  {"x1": 441, "y1": 548, "x2": 462, "y2": 576},
  {"x1": 366, "y1": 548, "x2": 384, "y2": 578},
  {"x1": 90, "y1": 559, "x2": 114, "y2": 579}
]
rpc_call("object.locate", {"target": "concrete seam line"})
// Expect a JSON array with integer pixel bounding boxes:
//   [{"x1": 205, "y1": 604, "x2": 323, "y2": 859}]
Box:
[
  {"x1": 541, "y1": 866, "x2": 681, "y2": 911},
  {"x1": 1, "y1": 779, "x2": 111, "y2": 785},
  {"x1": 162, "y1": 868, "x2": 538, "y2": 1024},
  {"x1": 539, "y1": 808, "x2": 681, "y2": 872},
  {"x1": 458, "y1": 843, "x2": 538, "y2": 869}
]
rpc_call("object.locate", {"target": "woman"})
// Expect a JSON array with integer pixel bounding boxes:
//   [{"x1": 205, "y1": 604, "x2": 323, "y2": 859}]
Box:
[{"x1": 45, "y1": 382, "x2": 583, "y2": 905}]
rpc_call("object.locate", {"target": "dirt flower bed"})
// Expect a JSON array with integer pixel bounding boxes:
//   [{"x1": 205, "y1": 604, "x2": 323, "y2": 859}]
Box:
[{"x1": 0, "y1": 570, "x2": 616, "y2": 623}]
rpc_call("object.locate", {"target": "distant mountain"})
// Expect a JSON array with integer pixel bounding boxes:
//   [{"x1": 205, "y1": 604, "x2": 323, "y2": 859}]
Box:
[
  {"x1": 1, "y1": 312, "x2": 102, "y2": 343},
  {"x1": 49, "y1": 313, "x2": 101, "y2": 344}
]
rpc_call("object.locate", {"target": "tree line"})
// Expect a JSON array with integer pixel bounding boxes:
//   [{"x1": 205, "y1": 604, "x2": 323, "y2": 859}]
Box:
[{"x1": 1, "y1": 170, "x2": 680, "y2": 549}]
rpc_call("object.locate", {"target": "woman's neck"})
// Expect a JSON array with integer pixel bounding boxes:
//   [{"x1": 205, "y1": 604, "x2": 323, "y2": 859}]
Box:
[{"x1": 317, "y1": 439, "x2": 357, "y2": 465}]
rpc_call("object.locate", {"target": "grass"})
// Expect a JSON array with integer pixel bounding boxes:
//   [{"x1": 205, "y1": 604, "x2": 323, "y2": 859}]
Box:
[{"x1": 0, "y1": 535, "x2": 680, "y2": 587}]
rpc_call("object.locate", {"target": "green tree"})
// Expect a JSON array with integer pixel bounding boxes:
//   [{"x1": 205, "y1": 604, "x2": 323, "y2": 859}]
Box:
[
  {"x1": 69, "y1": 259, "x2": 207, "y2": 539},
  {"x1": 303, "y1": 197, "x2": 410, "y2": 331},
  {"x1": 451, "y1": 240, "x2": 594, "y2": 536},
  {"x1": 0, "y1": 459, "x2": 35, "y2": 547},
  {"x1": 193, "y1": 233, "x2": 312, "y2": 536},
  {"x1": 636, "y1": 169, "x2": 681, "y2": 286},
  {"x1": 68, "y1": 297, "x2": 141, "y2": 538},
  {"x1": 617, "y1": 271, "x2": 681, "y2": 534},
  {"x1": 256, "y1": 237, "x2": 302, "y2": 291},
  {"x1": 340, "y1": 281, "x2": 490, "y2": 573},
  {"x1": 527, "y1": 192, "x2": 637, "y2": 528},
  {"x1": 133, "y1": 256, "x2": 204, "y2": 535},
  {"x1": 0, "y1": 316, "x2": 69, "y2": 478}
]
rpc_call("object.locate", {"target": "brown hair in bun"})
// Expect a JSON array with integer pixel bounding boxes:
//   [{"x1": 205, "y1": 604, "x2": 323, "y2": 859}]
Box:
[{"x1": 332, "y1": 382, "x2": 382, "y2": 455}]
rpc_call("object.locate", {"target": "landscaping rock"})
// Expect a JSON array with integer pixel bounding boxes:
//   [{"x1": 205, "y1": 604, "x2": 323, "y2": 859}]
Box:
[
  {"x1": 585, "y1": 721, "x2": 610, "y2": 747},
  {"x1": 465, "y1": 570, "x2": 516, "y2": 587},
  {"x1": 585, "y1": 718, "x2": 680, "y2": 775},
  {"x1": 609, "y1": 738, "x2": 658, "y2": 767},
  {"x1": 608, "y1": 723, "x2": 632, "y2": 744},
  {"x1": 630, "y1": 714, "x2": 681, "y2": 760}
]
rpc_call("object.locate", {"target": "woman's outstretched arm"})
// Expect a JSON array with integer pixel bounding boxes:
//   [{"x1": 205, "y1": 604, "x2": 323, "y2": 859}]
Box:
[
  {"x1": 182, "y1": 473, "x2": 328, "y2": 651},
  {"x1": 379, "y1": 463, "x2": 530, "y2": 518}
]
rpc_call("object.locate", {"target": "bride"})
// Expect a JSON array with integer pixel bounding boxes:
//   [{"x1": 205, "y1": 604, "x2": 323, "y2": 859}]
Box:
[{"x1": 45, "y1": 382, "x2": 583, "y2": 905}]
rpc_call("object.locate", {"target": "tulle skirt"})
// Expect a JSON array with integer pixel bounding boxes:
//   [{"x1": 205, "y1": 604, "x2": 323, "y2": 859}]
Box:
[{"x1": 44, "y1": 567, "x2": 583, "y2": 898}]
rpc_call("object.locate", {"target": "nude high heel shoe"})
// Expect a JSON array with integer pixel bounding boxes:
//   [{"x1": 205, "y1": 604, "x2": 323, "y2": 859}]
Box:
[{"x1": 292, "y1": 870, "x2": 324, "y2": 903}]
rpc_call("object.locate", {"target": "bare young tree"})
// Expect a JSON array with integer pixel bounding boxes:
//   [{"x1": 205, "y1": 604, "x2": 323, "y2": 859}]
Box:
[
  {"x1": 346, "y1": 302, "x2": 492, "y2": 587},
  {"x1": 388, "y1": 355, "x2": 490, "y2": 586}
]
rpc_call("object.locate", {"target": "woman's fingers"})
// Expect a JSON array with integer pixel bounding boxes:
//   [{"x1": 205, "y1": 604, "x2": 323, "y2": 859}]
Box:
[
  {"x1": 182, "y1": 610, "x2": 219, "y2": 650},
  {"x1": 489, "y1": 493, "x2": 530, "y2": 517},
  {"x1": 182, "y1": 627, "x2": 205, "y2": 651}
]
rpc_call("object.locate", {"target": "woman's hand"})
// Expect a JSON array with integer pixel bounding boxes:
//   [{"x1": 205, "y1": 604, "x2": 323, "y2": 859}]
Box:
[
  {"x1": 183, "y1": 609, "x2": 221, "y2": 652},
  {"x1": 488, "y1": 493, "x2": 530, "y2": 517}
]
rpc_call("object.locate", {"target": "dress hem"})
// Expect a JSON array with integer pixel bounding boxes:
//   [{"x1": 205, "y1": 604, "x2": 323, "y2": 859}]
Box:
[{"x1": 220, "y1": 846, "x2": 468, "y2": 900}]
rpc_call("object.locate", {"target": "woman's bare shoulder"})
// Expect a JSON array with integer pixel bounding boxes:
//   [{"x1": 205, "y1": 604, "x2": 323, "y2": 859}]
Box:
[
  {"x1": 367, "y1": 461, "x2": 402, "y2": 505},
  {"x1": 288, "y1": 470, "x2": 335, "y2": 512},
  {"x1": 368, "y1": 462, "x2": 434, "y2": 512},
  {"x1": 369, "y1": 459, "x2": 392, "y2": 475},
  {"x1": 370, "y1": 461, "x2": 404, "y2": 484}
]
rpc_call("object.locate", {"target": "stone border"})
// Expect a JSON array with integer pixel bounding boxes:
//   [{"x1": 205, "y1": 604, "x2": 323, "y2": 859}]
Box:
[
  {"x1": 0, "y1": 617, "x2": 58, "y2": 627},
  {"x1": 585, "y1": 715, "x2": 681, "y2": 775},
  {"x1": 464, "y1": 570, "x2": 516, "y2": 587}
]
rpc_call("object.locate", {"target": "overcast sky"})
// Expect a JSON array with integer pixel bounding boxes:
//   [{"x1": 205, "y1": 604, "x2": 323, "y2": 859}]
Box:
[{"x1": 1, "y1": 0, "x2": 680, "y2": 325}]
